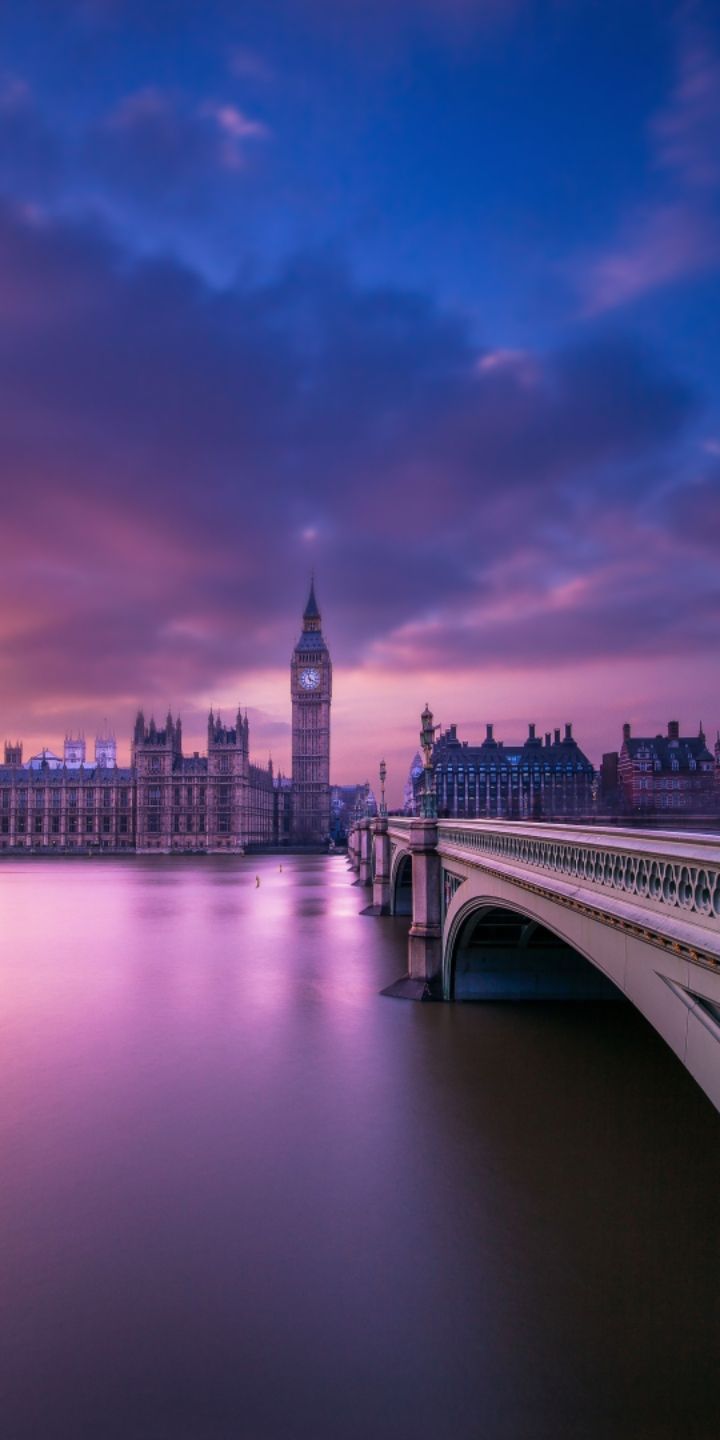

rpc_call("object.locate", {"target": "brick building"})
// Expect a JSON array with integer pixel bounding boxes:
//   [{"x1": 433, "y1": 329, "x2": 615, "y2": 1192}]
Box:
[{"x1": 614, "y1": 721, "x2": 719, "y2": 817}]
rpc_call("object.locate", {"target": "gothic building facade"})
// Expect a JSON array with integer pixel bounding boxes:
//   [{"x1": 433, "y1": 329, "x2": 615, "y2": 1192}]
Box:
[
  {"x1": 0, "y1": 585, "x2": 332, "y2": 854},
  {"x1": 290, "y1": 580, "x2": 332, "y2": 843}
]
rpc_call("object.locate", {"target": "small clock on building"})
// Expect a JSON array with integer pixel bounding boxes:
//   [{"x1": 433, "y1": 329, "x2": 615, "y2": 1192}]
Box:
[{"x1": 299, "y1": 668, "x2": 320, "y2": 690}]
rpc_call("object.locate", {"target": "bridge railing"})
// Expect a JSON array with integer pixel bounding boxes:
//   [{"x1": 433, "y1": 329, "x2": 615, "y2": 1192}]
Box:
[{"x1": 385, "y1": 818, "x2": 720, "y2": 944}]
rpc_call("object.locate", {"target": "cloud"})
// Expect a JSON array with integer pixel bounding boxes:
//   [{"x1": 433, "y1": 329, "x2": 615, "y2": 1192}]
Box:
[
  {"x1": 0, "y1": 198, "x2": 703, "y2": 748},
  {"x1": 87, "y1": 86, "x2": 269, "y2": 201},
  {"x1": 577, "y1": 11, "x2": 720, "y2": 314},
  {"x1": 652, "y1": 27, "x2": 720, "y2": 189},
  {"x1": 228, "y1": 48, "x2": 276, "y2": 85},
  {"x1": 475, "y1": 349, "x2": 539, "y2": 387},
  {"x1": 580, "y1": 203, "x2": 719, "y2": 315}
]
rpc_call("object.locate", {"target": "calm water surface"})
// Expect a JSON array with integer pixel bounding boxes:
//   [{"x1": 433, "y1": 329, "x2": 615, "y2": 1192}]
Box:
[{"x1": 0, "y1": 855, "x2": 718, "y2": 1439}]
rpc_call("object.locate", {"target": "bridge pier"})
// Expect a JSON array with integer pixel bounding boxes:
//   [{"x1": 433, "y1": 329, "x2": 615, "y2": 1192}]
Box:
[
  {"x1": 371, "y1": 817, "x2": 391, "y2": 913},
  {"x1": 347, "y1": 825, "x2": 360, "y2": 872},
  {"x1": 358, "y1": 819, "x2": 373, "y2": 887},
  {"x1": 407, "y1": 818, "x2": 442, "y2": 983}
]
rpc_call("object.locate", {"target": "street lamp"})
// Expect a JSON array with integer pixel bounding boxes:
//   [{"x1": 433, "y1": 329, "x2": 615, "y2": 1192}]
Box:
[
  {"x1": 379, "y1": 758, "x2": 387, "y2": 817},
  {"x1": 420, "y1": 703, "x2": 438, "y2": 819}
]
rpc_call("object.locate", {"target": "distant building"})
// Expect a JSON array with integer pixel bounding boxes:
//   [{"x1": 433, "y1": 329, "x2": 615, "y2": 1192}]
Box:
[
  {"x1": 598, "y1": 751, "x2": 620, "y2": 812},
  {"x1": 62, "y1": 735, "x2": 117, "y2": 769},
  {"x1": 24, "y1": 747, "x2": 64, "y2": 770},
  {"x1": 403, "y1": 752, "x2": 423, "y2": 815},
  {"x1": 612, "y1": 721, "x2": 719, "y2": 817},
  {"x1": 330, "y1": 782, "x2": 377, "y2": 843},
  {"x1": 95, "y1": 734, "x2": 117, "y2": 768},
  {"x1": 64, "y1": 736, "x2": 86, "y2": 767},
  {"x1": 274, "y1": 774, "x2": 293, "y2": 848},
  {"x1": 411, "y1": 721, "x2": 595, "y2": 820}
]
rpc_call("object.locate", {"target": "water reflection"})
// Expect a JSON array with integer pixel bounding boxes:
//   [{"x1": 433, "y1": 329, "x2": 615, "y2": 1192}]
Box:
[{"x1": 0, "y1": 855, "x2": 718, "y2": 1440}]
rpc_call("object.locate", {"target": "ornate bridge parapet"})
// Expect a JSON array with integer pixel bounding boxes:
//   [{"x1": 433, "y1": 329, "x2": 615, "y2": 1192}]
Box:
[{"x1": 360, "y1": 818, "x2": 720, "y2": 1111}]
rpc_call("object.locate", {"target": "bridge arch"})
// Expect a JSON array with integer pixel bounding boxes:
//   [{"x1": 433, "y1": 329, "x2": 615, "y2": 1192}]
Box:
[
  {"x1": 444, "y1": 897, "x2": 622, "y2": 1002},
  {"x1": 390, "y1": 848, "x2": 413, "y2": 917},
  {"x1": 441, "y1": 868, "x2": 720, "y2": 1110}
]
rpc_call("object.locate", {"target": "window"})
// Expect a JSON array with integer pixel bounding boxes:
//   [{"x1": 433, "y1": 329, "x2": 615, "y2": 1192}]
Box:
[
  {"x1": 85, "y1": 789, "x2": 94, "y2": 805},
  {"x1": 103, "y1": 789, "x2": 111, "y2": 808},
  {"x1": 85, "y1": 815, "x2": 93, "y2": 832},
  {"x1": 34, "y1": 815, "x2": 42, "y2": 834},
  {"x1": 148, "y1": 786, "x2": 161, "y2": 806},
  {"x1": 120, "y1": 789, "x2": 129, "y2": 807},
  {"x1": 218, "y1": 756, "x2": 230, "y2": 774},
  {"x1": 174, "y1": 788, "x2": 181, "y2": 806},
  {"x1": 68, "y1": 789, "x2": 77, "y2": 807},
  {"x1": 17, "y1": 815, "x2": 25, "y2": 832},
  {"x1": 1, "y1": 817, "x2": 8, "y2": 833},
  {"x1": 119, "y1": 815, "x2": 128, "y2": 834},
  {"x1": 174, "y1": 815, "x2": 181, "y2": 832},
  {"x1": 68, "y1": 816, "x2": 77, "y2": 833},
  {"x1": 150, "y1": 757, "x2": 161, "y2": 773},
  {"x1": 102, "y1": 816, "x2": 111, "y2": 834},
  {"x1": 52, "y1": 816, "x2": 60, "y2": 834},
  {"x1": 148, "y1": 815, "x2": 160, "y2": 834}
]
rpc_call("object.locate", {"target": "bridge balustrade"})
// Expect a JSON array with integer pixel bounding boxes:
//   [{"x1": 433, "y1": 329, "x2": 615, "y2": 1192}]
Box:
[{"x1": 385, "y1": 819, "x2": 720, "y2": 949}]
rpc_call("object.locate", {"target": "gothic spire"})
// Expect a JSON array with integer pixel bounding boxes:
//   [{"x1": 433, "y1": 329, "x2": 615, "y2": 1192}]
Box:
[{"x1": 303, "y1": 575, "x2": 321, "y2": 623}]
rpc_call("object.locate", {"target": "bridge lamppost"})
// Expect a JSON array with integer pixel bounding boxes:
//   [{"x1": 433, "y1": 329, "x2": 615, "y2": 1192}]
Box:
[
  {"x1": 420, "y1": 703, "x2": 438, "y2": 820},
  {"x1": 379, "y1": 758, "x2": 387, "y2": 817}
]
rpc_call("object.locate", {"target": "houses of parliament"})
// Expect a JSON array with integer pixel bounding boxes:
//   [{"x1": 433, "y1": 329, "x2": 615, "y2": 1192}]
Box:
[{"x1": 0, "y1": 585, "x2": 332, "y2": 854}]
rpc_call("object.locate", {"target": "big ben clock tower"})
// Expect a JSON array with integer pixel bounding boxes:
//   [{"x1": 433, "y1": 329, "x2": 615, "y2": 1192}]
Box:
[{"x1": 291, "y1": 579, "x2": 332, "y2": 844}]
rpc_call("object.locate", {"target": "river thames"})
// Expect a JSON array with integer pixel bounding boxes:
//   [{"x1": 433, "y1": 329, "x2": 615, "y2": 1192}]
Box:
[{"x1": 1, "y1": 854, "x2": 718, "y2": 1438}]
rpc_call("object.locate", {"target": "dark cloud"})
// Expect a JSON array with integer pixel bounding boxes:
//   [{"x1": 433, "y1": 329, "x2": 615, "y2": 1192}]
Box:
[{"x1": 0, "y1": 199, "x2": 707, "y2": 731}]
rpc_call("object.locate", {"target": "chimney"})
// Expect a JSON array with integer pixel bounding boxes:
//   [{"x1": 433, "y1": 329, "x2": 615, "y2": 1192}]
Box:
[
  {"x1": 622, "y1": 723, "x2": 631, "y2": 742},
  {"x1": 486, "y1": 723, "x2": 494, "y2": 742},
  {"x1": 545, "y1": 732, "x2": 551, "y2": 747},
  {"x1": 554, "y1": 728, "x2": 561, "y2": 745},
  {"x1": 528, "y1": 723, "x2": 536, "y2": 740},
  {"x1": 668, "y1": 720, "x2": 679, "y2": 742},
  {"x1": 564, "y1": 723, "x2": 572, "y2": 741}
]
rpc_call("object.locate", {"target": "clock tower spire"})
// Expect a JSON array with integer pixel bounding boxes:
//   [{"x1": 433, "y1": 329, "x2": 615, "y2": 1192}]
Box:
[{"x1": 291, "y1": 579, "x2": 332, "y2": 844}]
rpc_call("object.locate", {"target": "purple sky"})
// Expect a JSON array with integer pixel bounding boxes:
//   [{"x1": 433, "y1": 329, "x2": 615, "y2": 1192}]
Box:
[{"x1": 0, "y1": 1, "x2": 719, "y2": 797}]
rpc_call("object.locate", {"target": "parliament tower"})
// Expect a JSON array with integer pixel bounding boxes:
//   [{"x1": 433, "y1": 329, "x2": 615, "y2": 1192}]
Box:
[{"x1": 291, "y1": 580, "x2": 332, "y2": 843}]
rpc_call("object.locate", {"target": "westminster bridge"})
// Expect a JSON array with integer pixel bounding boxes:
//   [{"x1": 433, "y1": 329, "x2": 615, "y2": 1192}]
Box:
[{"x1": 347, "y1": 815, "x2": 720, "y2": 1112}]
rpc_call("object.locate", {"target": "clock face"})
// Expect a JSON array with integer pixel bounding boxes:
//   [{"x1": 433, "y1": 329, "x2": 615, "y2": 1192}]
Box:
[{"x1": 299, "y1": 667, "x2": 320, "y2": 691}]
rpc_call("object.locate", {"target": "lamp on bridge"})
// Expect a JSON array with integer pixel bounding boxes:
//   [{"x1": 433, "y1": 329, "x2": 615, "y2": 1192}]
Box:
[
  {"x1": 420, "y1": 703, "x2": 438, "y2": 820},
  {"x1": 379, "y1": 758, "x2": 387, "y2": 817}
]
